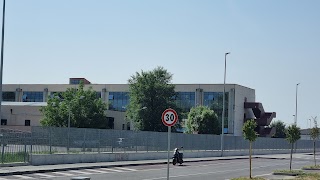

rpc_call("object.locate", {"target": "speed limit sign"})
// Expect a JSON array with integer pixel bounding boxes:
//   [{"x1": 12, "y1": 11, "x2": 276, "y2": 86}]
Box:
[
  {"x1": 162, "y1": 108, "x2": 178, "y2": 179},
  {"x1": 162, "y1": 108, "x2": 178, "y2": 127}
]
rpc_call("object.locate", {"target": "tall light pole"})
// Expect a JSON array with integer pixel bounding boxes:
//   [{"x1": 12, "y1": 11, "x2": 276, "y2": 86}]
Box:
[
  {"x1": 221, "y1": 52, "x2": 230, "y2": 157},
  {"x1": 0, "y1": 0, "x2": 6, "y2": 131},
  {"x1": 295, "y1": 83, "x2": 300, "y2": 125}
]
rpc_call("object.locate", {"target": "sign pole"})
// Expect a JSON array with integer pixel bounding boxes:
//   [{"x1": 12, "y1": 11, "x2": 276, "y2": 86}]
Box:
[
  {"x1": 167, "y1": 126, "x2": 171, "y2": 180},
  {"x1": 162, "y1": 108, "x2": 177, "y2": 180}
]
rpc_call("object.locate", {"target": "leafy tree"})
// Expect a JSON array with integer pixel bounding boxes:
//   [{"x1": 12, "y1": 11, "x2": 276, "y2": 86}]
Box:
[
  {"x1": 285, "y1": 124, "x2": 301, "y2": 171},
  {"x1": 310, "y1": 117, "x2": 319, "y2": 166},
  {"x1": 242, "y1": 119, "x2": 258, "y2": 179},
  {"x1": 40, "y1": 81, "x2": 109, "y2": 129},
  {"x1": 127, "y1": 67, "x2": 180, "y2": 132},
  {"x1": 270, "y1": 120, "x2": 286, "y2": 138},
  {"x1": 186, "y1": 106, "x2": 220, "y2": 134}
]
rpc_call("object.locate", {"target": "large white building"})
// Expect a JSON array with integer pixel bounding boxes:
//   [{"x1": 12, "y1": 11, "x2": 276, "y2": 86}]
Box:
[{"x1": 0, "y1": 78, "x2": 276, "y2": 136}]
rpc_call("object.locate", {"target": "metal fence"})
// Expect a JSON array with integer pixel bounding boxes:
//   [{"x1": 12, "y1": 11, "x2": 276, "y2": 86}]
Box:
[{"x1": 0, "y1": 126, "x2": 319, "y2": 164}]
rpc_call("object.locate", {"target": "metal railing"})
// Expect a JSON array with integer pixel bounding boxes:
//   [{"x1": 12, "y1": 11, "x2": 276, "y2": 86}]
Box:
[{"x1": 0, "y1": 126, "x2": 319, "y2": 163}]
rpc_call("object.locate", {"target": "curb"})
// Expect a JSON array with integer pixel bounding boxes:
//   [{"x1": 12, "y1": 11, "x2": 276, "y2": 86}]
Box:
[
  {"x1": 272, "y1": 172, "x2": 301, "y2": 176},
  {"x1": 255, "y1": 157, "x2": 287, "y2": 160},
  {"x1": 301, "y1": 168, "x2": 320, "y2": 170},
  {"x1": 0, "y1": 162, "x2": 29, "y2": 167}
]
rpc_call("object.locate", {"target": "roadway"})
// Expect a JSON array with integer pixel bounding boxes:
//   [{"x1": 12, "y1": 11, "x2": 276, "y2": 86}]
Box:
[{"x1": 0, "y1": 154, "x2": 317, "y2": 180}]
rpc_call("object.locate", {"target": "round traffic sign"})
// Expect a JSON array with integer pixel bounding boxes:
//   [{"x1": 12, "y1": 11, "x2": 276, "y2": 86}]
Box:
[{"x1": 162, "y1": 108, "x2": 178, "y2": 127}]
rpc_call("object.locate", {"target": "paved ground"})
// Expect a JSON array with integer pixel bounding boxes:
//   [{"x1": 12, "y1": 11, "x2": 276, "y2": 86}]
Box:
[{"x1": 0, "y1": 153, "x2": 317, "y2": 179}]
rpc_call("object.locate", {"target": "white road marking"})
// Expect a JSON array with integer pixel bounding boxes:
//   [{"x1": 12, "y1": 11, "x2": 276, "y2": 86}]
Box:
[
  {"x1": 12, "y1": 175, "x2": 34, "y2": 179},
  {"x1": 142, "y1": 168, "x2": 248, "y2": 180},
  {"x1": 137, "y1": 161, "x2": 247, "y2": 173},
  {"x1": 52, "y1": 172, "x2": 74, "y2": 176},
  {"x1": 69, "y1": 170, "x2": 93, "y2": 175},
  {"x1": 85, "y1": 169, "x2": 108, "y2": 173},
  {"x1": 0, "y1": 177, "x2": 10, "y2": 180},
  {"x1": 142, "y1": 161, "x2": 307, "y2": 180},
  {"x1": 97, "y1": 168, "x2": 112, "y2": 173},
  {"x1": 34, "y1": 173, "x2": 57, "y2": 178},
  {"x1": 100, "y1": 168, "x2": 124, "y2": 172},
  {"x1": 114, "y1": 167, "x2": 138, "y2": 171},
  {"x1": 254, "y1": 173, "x2": 272, "y2": 177}
]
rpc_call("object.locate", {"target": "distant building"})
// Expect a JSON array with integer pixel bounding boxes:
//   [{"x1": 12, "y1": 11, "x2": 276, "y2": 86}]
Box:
[
  {"x1": 69, "y1": 78, "x2": 91, "y2": 85},
  {"x1": 300, "y1": 129, "x2": 312, "y2": 140},
  {"x1": 0, "y1": 79, "x2": 276, "y2": 136}
]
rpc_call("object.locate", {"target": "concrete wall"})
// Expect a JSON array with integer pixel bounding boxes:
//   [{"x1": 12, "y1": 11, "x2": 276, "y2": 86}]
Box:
[
  {"x1": 30, "y1": 149, "x2": 312, "y2": 166},
  {"x1": 1, "y1": 104, "x2": 43, "y2": 129},
  {"x1": 233, "y1": 85, "x2": 255, "y2": 136},
  {"x1": 106, "y1": 110, "x2": 127, "y2": 130}
]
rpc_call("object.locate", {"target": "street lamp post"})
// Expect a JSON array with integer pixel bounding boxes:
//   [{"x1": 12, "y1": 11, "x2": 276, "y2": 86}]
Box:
[
  {"x1": 0, "y1": 0, "x2": 6, "y2": 132},
  {"x1": 221, "y1": 52, "x2": 230, "y2": 157},
  {"x1": 295, "y1": 83, "x2": 300, "y2": 125}
]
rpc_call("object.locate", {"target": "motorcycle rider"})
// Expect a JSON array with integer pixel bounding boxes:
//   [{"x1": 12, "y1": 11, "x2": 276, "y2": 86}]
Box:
[{"x1": 173, "y1": 146, "x2": 183, "y2": 164}]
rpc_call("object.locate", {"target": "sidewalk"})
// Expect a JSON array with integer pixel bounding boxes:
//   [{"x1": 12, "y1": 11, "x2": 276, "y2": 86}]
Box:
[{"x1": 0, "y1": 153, "x2": 292, "y2": 176}]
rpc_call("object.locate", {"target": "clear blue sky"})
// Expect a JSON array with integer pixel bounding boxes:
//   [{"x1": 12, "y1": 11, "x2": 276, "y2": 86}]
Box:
[{"x1": 2, "y1": 0, "x2": 320, "y2": 129}]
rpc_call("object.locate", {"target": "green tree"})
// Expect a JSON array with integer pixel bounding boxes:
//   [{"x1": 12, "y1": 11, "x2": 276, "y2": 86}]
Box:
[
  {"x1": 127, "y1": 67, "x2": 180, "y2": 132},
  {"x1": 285, "y1": 124, "x2": 301, "y2": 171},
  {"x1": 186, "y1": 106, "x2": 220, "y2": 134},
  {"x1": 242, "y1": 119, "x2": 258, "y2": 179},
  {"x1": 310, "y1": 117, "x2": 319, "y2": 166},
  {"x1": 270, "y1": 120, "x2": 286, "y2": 138},
  {"x1": 40, "y1": 81, "x2": 109, "y2": 129}
]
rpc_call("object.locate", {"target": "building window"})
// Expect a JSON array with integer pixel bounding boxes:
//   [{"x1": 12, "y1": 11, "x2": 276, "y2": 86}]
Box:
[
  {"x1": 108, "y1": 92, "x2": 129, "y2": 112},
  {"x1": 108, "y1": 94, "x2": 114, "y2": 100},
  {"x1": 107, "y1": 117, "x2": 114, "y2": 129},
  {"x1": 70, "y1": 79, "x2": 81, "y2": 84},
  {"x1": 1, "y1": 119, "x2": 7, "y2": 126},
  {"x1": 23, "y1": 92, "x2": 43, "y2": 102},
  {"x1": 175, "y1": 92, "x2": 195, "y2": 113},
  {"x1": 204, "y1": 92, "x2": 229, "y2": 130},
  {"x1": 2, "y1": 92, "x2": 15, "y2": 102},
  {"x1": 25, "y1": 120, "x2": 31, "y2": 126},
  {"x1": 96, "y1": 92, "x2": 101, "y2": 99}
]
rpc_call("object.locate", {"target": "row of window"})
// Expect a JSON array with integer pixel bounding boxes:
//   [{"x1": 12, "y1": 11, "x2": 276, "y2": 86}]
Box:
[
  {"x1": 70, "y1": 79, "x2": 81, "y2": 85},
  {"x1": 203, "y1": 92, "x2": 229, "y2": 128},
  {"x1": 1, "y1": 91, "x2": 102, "y2": 102},
  {"x1": 1, "y1": 119, "x2": 30, "y2": 126},
  {"x1": 175, "y1": 92, "x2": 196, "y2": 112},
  {"x1": 2, "y1": 91, "x2": 229, "y2": 117},
  {"x1": 108, "y1": 92, "x2": 129, "y2": 112}
]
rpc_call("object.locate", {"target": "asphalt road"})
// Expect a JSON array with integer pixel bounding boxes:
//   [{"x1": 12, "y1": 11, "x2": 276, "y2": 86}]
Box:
[{"x1": 0, "y1": 155, "x2": 316, "y2": 180}]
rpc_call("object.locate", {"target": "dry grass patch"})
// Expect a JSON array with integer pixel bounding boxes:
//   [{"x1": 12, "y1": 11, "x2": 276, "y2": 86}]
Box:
[
  {"x1": 302, "y1": 165, "x2": 320, "y2": 170},
  {"x1": 296, "y1": 172, "x2": 320, "y2": 180}
]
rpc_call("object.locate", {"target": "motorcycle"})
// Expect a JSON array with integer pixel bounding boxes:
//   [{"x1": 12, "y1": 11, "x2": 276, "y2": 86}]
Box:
[{"x1": 172, "y1": 147, "x2": 183, "y2": 165}]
